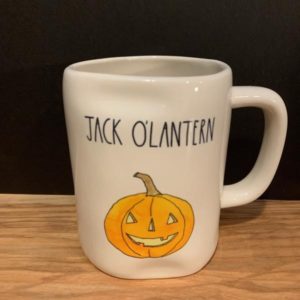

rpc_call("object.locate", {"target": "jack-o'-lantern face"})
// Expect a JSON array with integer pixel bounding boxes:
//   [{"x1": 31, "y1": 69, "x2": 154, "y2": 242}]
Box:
[{"x1": 104, "y1": 173, "x2": 194, "y2": 258}]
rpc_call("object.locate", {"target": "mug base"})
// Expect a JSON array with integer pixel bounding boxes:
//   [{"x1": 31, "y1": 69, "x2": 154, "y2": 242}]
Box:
[{"x1": 84, "y1": 240, "x2": 219, "y2": 280}]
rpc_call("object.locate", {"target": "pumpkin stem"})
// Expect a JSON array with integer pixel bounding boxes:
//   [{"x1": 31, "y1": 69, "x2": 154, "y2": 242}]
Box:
[{"x1": 134, "y1": 172, "x2": 161, "y2": 196}]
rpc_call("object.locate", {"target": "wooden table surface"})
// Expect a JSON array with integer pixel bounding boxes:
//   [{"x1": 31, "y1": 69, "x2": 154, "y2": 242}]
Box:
[{"x1": 0, "y1": 195, "x2": 299, "y2": 300}]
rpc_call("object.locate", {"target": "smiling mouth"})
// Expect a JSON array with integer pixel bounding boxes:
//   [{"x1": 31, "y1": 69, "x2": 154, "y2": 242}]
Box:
[{"x1": 126, "y1": 233, "x2": 178, "y2": 247}]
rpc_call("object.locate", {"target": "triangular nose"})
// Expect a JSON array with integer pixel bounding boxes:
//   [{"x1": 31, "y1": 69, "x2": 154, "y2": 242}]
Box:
[{"x1": 148, "y1": 218, "x2": 155, "y2": 231}]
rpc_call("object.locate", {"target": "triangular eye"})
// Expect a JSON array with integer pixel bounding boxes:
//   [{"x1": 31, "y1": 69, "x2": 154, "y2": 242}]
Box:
[
  {"x1": 167, "y1": 213, "x2": 177, "y2": 224},
  {"x1": 126, "y1": 212, "x2": 137, "y2": 224}
]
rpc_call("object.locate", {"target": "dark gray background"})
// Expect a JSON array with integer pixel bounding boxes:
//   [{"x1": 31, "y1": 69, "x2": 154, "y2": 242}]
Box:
[{"x1": 0, "y1": 0, "x2": 299, "y2": 198}]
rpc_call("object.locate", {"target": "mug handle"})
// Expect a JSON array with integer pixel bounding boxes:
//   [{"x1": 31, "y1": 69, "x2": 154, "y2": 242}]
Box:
[{"x1": 221, "y1": 86, "x2": 288, "y2": 208}]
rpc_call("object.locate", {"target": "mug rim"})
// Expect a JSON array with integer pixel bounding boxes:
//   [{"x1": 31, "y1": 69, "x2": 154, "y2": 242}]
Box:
[{"x1": 65, "y1": 55, "x2": 231, "y2": 81}]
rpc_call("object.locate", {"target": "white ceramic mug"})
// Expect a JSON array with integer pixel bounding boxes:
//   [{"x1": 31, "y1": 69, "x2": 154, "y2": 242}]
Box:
[{"x1": 63, "y1": 56, "x2": 287, "y2": 279}]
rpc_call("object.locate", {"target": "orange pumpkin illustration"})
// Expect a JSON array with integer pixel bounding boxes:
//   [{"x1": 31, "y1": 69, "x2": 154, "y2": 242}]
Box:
[{"x1": 104, "y1": 172, "x2": 194, "y2": 258}]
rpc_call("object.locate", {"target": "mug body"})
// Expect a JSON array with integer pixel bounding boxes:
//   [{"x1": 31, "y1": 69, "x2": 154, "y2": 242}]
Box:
[{"x1": 63, "y1": 56, "x2": 232, "y2": 279}]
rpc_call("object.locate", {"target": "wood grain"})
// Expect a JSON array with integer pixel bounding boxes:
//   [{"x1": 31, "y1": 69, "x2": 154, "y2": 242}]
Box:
[{"x1": 0, "y1": 195, "x2": 299, "y2": 300}]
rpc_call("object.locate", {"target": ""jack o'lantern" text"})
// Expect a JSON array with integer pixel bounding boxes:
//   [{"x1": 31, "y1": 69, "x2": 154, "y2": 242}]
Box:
[{"x1": 84, "y1": 116, "x2": 215, "y2": 148}]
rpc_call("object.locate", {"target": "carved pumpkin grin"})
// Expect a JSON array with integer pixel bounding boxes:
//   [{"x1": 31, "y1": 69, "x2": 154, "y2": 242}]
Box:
[
  {"x1": 127, "y1": 232, "x2": 178, "y2": 247},
  {"x1": 104, "y1": 172, "x2": 194, "y2": 258}
]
